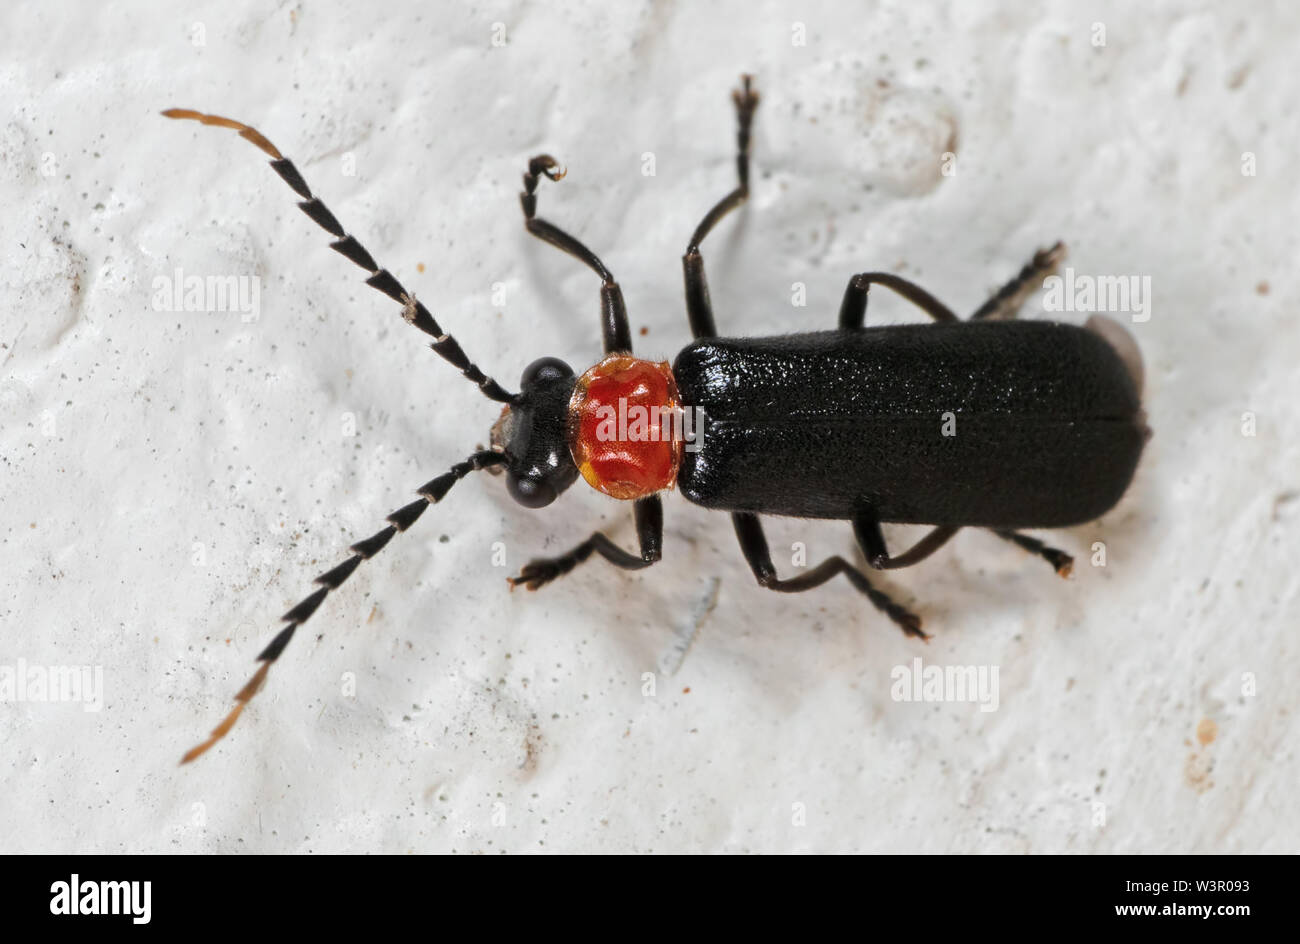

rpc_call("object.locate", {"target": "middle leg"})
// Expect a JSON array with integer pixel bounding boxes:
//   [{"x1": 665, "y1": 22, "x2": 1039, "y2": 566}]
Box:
[
  {"x1": 682, "y1": 75, "x2": 760, "y2": 339},
  {"x1": 732, "y1": 511, "x2": 926, "y2": 639}
]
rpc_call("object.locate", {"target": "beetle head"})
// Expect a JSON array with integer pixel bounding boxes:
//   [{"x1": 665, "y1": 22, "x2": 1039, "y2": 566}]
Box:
[{"x1": 490, "y1": 357, "x2": 580, "y2": 508}]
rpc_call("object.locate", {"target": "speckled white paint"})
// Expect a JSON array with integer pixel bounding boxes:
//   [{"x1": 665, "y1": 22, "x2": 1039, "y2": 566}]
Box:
[{"x1": 1, "y1": 0, "x2": 1297, "y2": 853}]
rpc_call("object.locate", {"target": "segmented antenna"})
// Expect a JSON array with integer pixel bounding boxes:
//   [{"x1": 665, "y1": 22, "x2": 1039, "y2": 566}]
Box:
[
  {"x1": 161, "y1": 108, "x2": 515, "y2": 403},
  {"x1": 181, "y1": 450, "x2": 506, "y2": 764}
]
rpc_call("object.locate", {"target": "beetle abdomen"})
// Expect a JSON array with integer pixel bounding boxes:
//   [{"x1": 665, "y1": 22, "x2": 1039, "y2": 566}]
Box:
[{"x1": 673, "y1": 322, "x2": 1147, "y2": 526}]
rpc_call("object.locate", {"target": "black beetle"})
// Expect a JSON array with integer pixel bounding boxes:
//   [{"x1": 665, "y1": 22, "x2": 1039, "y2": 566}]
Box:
[{"x1": 166, "y1": 75, "x2": 1147, "y2": 762}]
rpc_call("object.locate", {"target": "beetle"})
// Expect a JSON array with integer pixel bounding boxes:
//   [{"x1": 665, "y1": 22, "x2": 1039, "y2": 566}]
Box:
[{"x1": 166, "y1": 75, "x2": 1148, "y2": 762}]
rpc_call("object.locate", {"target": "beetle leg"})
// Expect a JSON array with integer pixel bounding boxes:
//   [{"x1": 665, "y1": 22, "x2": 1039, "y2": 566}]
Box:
[
  {"x1": 992, "y1": 530, "x2": 1074, "y2": 577},
  {"x1": 969, "y1": 242, "x2": 1066, "y2": 321},
  {"x1": 682, "y1": 74, "x2": 760, "y2": 339},
  {"x1": 519, "y1": 155, "x2": 634, "y2": 354},
  {"x1": 837, "y1": 272, "x2": 960, "y2": 329},
  {"x1": 853, "y1": 509, "x2": 960, "y2": 570},
  {"x1": 508, "y1": 496, "x2": 663, "y2": 589},
  {"x1": 731, "y1": 512, "x2": 926, "y2": 639}
]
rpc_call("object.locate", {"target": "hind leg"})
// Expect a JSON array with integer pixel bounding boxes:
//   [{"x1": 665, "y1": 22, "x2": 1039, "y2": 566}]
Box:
[
  {"x1": 992, "y1": 530, "x2": 1074, "y2": 577},
  {"x1": 969, "y1": 242, "x2": 1066, "y2": 321},
  {"x1": 838, "y1": 242, "x2": 1066, "y2": 329},
  {"x1": 837, "y1": 272, "x2": 960, "y2": 329},
  {"x1": 852, "y1": 509, "x2": 960, "y2": 570}
]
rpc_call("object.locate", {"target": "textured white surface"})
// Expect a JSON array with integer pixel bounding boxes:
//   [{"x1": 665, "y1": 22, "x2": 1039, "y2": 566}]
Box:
[{"x1": 2, "y1": 0, "x2": 1297, "y2": 853}]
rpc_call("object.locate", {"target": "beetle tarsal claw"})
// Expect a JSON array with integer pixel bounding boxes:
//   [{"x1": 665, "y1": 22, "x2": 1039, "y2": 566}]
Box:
[
  {"x1": 896, "y1": 613, "x2": 927, "y2": 641},
  {"x1": 528, "y1": 155, "x2": 565, "y2": 181},
  {"x1": 507, "y1": 560, "x2": 557, "y2": 591},
  {"x1": 1037, "y1": 241, "x2": 1068, "y2": 271}
]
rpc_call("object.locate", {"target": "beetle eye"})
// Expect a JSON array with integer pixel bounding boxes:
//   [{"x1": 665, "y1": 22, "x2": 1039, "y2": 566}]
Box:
[
  {"x1": 504, "y1": 473, "x2": 556, "y2": 509},
  {"x1": 520, "y1": 356, "x2": 573, "y2": 389},
  {"x1": 507, "y1": 472, "x2": 558, "y2": 508}
]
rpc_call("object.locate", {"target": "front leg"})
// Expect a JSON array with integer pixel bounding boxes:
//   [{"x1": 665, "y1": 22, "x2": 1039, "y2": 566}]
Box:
[
  {"x1": 509, "y1": 496, "x2": 663, "y2": 590},
  {"x1": 520, "y1": 155, "x2": 633, "y2": 354}
]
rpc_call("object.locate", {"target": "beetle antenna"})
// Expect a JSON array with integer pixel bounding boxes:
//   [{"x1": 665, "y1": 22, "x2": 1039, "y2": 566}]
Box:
[
  {"x1": 161, "y1": 108, "x2": 515, "y2": 404},
  {"x1": 180, "y1": 450, "x2": 506, "y2": 764}
]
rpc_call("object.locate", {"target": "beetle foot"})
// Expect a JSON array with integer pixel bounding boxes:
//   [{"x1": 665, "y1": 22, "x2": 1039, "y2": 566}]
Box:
[
  {"x1": 526, "y1": 154, "x2": 566, "y2": 183},
  {"x1": 520, "y1": 156, "x2": 568, "y2": 219},
  {"x1": 732, "y1": 74, "x2": 760, "y2": 122},
  {"x1": 507, "y1": 560, "x2": 561, "y2": 591},
  {"x1": 1034, "y1": 240, "x2": 1067, "y2": 272},
  {"x1": 898, "y1": 612, "x2": 930, "y2": 641}
]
